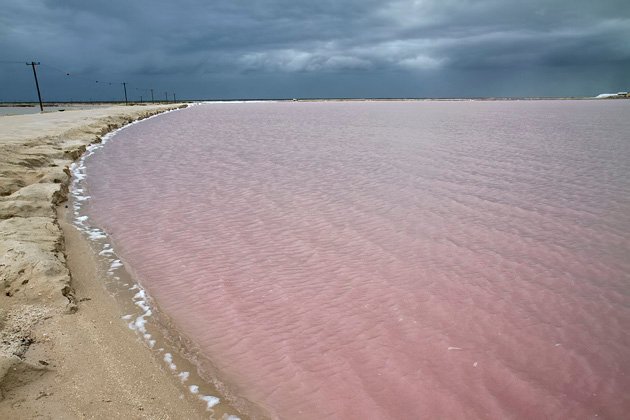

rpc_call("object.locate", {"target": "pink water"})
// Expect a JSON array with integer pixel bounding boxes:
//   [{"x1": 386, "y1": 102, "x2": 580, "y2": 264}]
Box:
[{"x1": 84, "y1": 101, "x2": 630, "y2": 419}]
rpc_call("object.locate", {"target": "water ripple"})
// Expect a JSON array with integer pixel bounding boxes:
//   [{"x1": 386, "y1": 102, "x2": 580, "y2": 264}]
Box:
[{"x1": 84, "y1": 100, "x2": 630, "y2": 419}]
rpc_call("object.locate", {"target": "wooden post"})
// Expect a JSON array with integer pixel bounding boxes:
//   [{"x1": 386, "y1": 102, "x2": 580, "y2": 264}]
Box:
[
  {"x1": 26, "y1": 62, "x2": 43, "y2": 112},
  {"x1": 122, "y1": 82, "x2": 128, "y2": 105}
]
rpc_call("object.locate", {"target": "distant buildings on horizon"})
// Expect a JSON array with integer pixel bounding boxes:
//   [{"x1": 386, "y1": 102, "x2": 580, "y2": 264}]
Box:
[{"x1": 595, "y1": 91, "x2": 629, "y2": 99}]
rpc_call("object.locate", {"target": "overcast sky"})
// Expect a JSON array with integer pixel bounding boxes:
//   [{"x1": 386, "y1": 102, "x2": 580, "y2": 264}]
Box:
[{"x1": 1, "y1": 0, "x2": 629, "y2": 100}]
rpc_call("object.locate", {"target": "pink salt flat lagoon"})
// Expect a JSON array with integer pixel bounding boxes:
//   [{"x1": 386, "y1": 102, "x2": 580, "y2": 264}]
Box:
[{"x1": 84, "y1": 100, "x2": 630, "y2": 419}]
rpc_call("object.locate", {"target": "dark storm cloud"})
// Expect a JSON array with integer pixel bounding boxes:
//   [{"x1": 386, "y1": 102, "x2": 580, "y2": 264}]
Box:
[{"x1": 1, "y1": 0, "x2": 629, "y2": 99}]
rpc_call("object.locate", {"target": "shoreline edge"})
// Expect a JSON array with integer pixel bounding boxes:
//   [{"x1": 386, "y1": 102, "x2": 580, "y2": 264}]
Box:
[{"x1": 0, "y1": 104, "x2": 210, "y2": 418}]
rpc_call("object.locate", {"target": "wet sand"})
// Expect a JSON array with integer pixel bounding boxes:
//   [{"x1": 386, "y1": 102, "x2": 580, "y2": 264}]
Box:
[{"x1": 0, "y1": 105, "x2": 206, "y2": 418}]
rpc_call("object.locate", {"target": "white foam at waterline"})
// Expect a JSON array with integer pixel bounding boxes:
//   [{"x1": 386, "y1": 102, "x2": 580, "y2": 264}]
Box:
[
  {"x1": 88, "y1": 230, "x2": 107, "y2": 240},
  {"x1": 86, "y1": 143, "x2": 104, "y2": 152},
  {"x1": 133, "y1": 290, "x2": 146, "y2": 300},
  {"x1": 200, "y1": 100, "x2": 278, "y2": 104},
  {"x1": 200, "y1": 395, "x2": 220, "y2": 409},
  {"x1": 135, "y1": 300, "x2": 151, "y2": 312},
  {"x1": 163, "y1": 352, "x2": 177, "y2": 370},
  {"x1": 131, "y1": 316, "x2": 148, "y2": 333},
  {"x1": 68, "y1": 106, "x2": 195, "y2": 407}
]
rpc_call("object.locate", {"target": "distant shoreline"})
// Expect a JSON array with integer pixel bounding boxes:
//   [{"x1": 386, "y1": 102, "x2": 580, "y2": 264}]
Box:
[{"x1": 2, "y1": 95, "x2": 628, "y2": 109}]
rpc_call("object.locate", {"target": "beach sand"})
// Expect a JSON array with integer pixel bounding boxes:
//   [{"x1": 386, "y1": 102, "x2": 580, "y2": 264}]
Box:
[{"x1": 0, "y1": 105, "x2": 206, "y2": 418}]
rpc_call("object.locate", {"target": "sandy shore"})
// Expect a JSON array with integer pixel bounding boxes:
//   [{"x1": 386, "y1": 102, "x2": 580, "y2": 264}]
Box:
[{"x1": 0, "y1": 105, "x2": 207, "y2": 418}]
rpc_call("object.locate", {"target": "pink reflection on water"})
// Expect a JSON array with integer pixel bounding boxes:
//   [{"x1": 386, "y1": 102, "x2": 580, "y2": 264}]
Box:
[{"x1": 85, "y1": 101, "x2": 630, "y2": 419}]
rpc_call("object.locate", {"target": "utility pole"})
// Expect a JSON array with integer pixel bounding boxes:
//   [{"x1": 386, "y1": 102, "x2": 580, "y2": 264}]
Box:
[
  {"x1": 173, "y1": 93, "x2": 176, "y2": 102},
  {"x1": 122, "y1": 82, "x2": 128, "y2": 105},
  {"x1": 150, "y1": 89, "x2": 154, "y2": 103},
  {"x1": 164, "y1": 92, "x2": 168, "y2": 102},
  {"x1": 26, "y1": 62, "x2": 44, "y2": 112},
  {"x1": 140, "y1": 95, "x2": 143, "y2": 103}
]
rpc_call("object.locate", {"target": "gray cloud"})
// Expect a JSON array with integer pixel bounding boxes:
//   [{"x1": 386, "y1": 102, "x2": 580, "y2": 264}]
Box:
[{"x1": 1, "y1": 0, "x2": 629, "y2": 99}]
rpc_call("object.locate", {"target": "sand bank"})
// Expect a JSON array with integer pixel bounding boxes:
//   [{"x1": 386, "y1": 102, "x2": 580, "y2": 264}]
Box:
[{"x1": 0, "y1": 105, "x2": 206, "y2": 418}]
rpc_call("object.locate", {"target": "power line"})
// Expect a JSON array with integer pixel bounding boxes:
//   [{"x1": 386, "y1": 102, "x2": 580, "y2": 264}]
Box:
[
  {"x1": 41, "y1": 63, "x2": 168, "y2": 102},
  {"x1": 39, "y1": 63, "x2": 161, "y2": 96},
  {"x1": 40, "y1": 63, "x2": 121, "y2": 87},
  {"x1": 3, "y1": 59, "x2": 177, "y2": 103}
]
